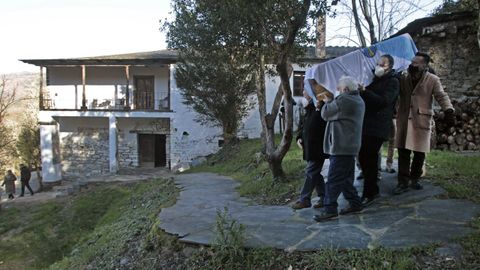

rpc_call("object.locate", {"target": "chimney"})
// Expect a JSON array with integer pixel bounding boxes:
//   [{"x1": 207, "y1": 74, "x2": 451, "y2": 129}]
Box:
[{"x1": 316, "y1": 15, "x2": 326, "y2": 58}]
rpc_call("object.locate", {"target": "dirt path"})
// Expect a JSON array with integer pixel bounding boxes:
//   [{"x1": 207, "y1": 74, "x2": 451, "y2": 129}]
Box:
[{"x1": 1, "y1": 168, "x2": 172, "y2": 208}]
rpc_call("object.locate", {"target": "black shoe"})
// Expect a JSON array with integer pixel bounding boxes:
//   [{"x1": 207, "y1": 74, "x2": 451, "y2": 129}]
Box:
[
  {"x1": 393, "y1": 184, "x2": 409, "y2": 195},
  {"x1": 362, "y1": 195, "x2": 380, "y2": 207},
  {"x1": 20, "y1": 194, "x2": 24, "y2": 197},
  {"x1": 356, "y1": 172, "x2": 364, "y2": 180},
  {"x1": 410, "y1": 180, "x2": 423, "y2": 190},
  {"x1": 339, "y1": 205, "x2": 363, "y2": 215},
  {"x1": 313, "y1": 212, "x2": 338, "y2": 222}
]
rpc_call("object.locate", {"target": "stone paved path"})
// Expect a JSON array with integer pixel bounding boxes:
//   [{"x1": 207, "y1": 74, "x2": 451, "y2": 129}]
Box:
[{"x1": 159, "y1": 169, "x2": 480, "y2": 251}]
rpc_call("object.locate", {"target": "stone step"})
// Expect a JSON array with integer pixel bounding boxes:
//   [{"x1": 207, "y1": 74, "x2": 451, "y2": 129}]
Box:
[{"x1": 52, "y1": 185, "x2": 74, "y2": 195}]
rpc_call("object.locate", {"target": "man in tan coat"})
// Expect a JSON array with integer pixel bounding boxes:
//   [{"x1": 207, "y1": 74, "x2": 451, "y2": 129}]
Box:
[{"x1": 394, "y1": 52, "x2": 455, "y2": 194}]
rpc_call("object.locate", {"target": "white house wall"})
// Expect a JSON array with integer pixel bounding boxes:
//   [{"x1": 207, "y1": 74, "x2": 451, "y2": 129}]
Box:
[
  {"x1": 239, "y1": 63, "x2": 313, "y2": 138},
  {"x1": 169, "y1": 66, "x2": 222, "y2": 170},
  {"x1": 39, "y1": 124, "x2": 62, "y2": 182},
  {"x1": 39, "y1": 62, "x2": 316, "y2": 181}
]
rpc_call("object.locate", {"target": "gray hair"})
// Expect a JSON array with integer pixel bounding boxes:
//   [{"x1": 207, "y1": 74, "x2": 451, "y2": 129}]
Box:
[{"x1": 338, "y1": 76, "x2": 359, "y2": 92}]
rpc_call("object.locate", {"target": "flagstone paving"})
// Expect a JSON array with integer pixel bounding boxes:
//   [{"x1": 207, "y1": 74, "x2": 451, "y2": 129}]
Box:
[{"x1": 159, "y1": 169, "x2": 480, "y2": 251}]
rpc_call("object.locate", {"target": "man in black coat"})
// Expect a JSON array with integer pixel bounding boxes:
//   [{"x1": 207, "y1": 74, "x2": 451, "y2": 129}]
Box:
[
  {"x1": 358, "y1": 54, "x2": 399, "y2": 206},
  {"x1": 292, "y1": 91, "x2": 329, "y2": 209},
  {"x1": 20, "y1": 164, "x2": 34, "y2": 196}
]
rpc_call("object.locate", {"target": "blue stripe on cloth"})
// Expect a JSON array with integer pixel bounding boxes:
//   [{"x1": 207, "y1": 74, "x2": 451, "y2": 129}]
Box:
[{"x1": 304, "y1": 34, "x2": 418, "y2": 97}]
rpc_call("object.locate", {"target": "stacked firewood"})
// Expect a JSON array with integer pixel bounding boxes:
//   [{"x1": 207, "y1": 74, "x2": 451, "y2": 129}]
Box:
[{"x1": 434, "y1": 97, "x2": 480, "y2": 151}]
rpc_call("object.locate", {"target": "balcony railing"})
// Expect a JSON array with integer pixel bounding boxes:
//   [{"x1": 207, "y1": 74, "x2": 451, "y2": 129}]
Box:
[{"x1": 40, "y1": 89, "x2": 170, "y2": 111}]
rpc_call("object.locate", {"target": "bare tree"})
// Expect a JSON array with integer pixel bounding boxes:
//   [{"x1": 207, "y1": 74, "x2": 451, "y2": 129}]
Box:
[
  {"x1": 0, "y1": 76, "x2": 17, "y2": 124},
  {"x1": 0, "y1": 76, "x2": 19, "y2": 171},
  {"x1": 331, "y1": 0, "x2": 437, "y2": 46}
]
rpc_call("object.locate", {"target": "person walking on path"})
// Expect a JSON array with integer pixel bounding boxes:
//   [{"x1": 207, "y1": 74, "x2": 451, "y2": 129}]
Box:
[
  {"x1": 20, "y1": 164, "x2": 34, "y2": 196},
  {"x1": 292, "y1": 91, "x2": 329, "y2": 209},
  {"x1": 2, "y1": 170, "x2": 17, "y2": 199},
  {"x1": 314, "y1": 76, "x2": 365, "y2": 222},
  {"x1": 394, "y1": 52, "x2": 455, "y2": 194},
  {"x1": 358, "y1": 54, "x2": 399, "y2": 206}
]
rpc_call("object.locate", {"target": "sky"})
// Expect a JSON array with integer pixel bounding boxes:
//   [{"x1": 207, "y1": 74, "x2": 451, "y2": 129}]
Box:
[{"x1": 0, "y1": 0, "x2": 442, "y2": 74}]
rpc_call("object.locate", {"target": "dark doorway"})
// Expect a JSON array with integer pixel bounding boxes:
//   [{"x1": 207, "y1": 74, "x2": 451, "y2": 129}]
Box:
[
  {"x1": 138, "y1": 134, "x2": 166, "y2": 167},
  {"x1": 134, "y1": 76, "x2": 155, "y2": 110}
]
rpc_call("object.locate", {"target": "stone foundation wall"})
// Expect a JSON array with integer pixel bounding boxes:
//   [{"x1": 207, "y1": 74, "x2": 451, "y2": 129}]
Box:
[
  {"x1": 409, "y1": 12, "x2": 480, "y2": 99},
  {"x1": 60, "y1": 127, "x2": 109, "y2": 178},
  {"x1": 118, "y1": 131, "x2": 139, "y2": 168}
]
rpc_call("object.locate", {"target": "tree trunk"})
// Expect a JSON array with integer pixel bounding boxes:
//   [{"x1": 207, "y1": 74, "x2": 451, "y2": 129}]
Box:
[
  {"x1": 478, "y1": 0, "x2": 480, "y2": 48},
  {"x1": 270, "y1": 60, "x2": 294, "y2": 181},
  {"x1": 268, "y1": 156, "x2": 285, "y2": 180},
  {"x1": 255, "y1": 0, "x2": 310, "y2": 181},
  {"x1": 222, "y1": 123, "x2": 237, "y2": 145},
  {"x1": 254, "y1": 55, "x2": 292, "y2": 181},
  {"x1": 351, "y1": 0, "x2": 367, "y2": 47},
  {"x1": 359, "y1": 0, "x2": 378, "y2": 44},
  {"x1": 255, "y1": 54, "x2": 269, "y2": 154}
]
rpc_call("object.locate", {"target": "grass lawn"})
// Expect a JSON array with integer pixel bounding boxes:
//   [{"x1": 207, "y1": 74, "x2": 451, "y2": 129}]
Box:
[
  {"x1": 0, "y1": 178, "x2": 180, "y2": 270},
  {"x1": 0, "y1": 139, "x2": 479, "y2": 269},
  {"x1": 190, "y1": 137, "x2": 480, "y2": 269}
]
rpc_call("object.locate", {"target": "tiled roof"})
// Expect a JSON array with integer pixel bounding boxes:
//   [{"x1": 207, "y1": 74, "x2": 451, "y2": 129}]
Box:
[
  {"x1": 20, "y1": 49, "x2": 177, "y2": 66},
  {"x1": 391, "y1": 11, "x2": 477, "y2": 37},
  {"x1": 21, "y1": 46, "x2": 358, "y2": 66}
]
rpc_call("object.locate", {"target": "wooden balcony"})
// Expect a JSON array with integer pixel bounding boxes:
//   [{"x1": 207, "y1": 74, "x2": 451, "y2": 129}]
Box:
[{"x1": 40, "y1": 91, "x2": 171, "y2": 112}]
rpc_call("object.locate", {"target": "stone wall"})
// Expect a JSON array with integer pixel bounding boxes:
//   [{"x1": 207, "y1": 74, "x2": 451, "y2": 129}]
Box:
[
  {"x1": 118, "y1": 131, "x2": 139, "y2": 168},
  {"x1": 60, "y1": 127, "x2": 109, "y2": 178},
  {"x1": 407, "y1": 12, "x2": 480, "y2": 99},
  {"x1": 117, "y1": 118, "x2": 172, "y2": 169}
]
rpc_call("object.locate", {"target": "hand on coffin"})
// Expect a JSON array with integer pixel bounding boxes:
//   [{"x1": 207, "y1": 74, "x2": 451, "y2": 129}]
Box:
[
  {"x1": 302, "y1": 90, "x2": 312, "y2": 102},
  {"x1": 358, "y1": 83, "x2": 366, "y2": 91}
]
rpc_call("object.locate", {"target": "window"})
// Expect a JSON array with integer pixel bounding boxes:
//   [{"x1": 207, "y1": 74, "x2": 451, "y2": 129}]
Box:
[{"x1": 293, "y1": 71, "x2": 305, "y2": 96}]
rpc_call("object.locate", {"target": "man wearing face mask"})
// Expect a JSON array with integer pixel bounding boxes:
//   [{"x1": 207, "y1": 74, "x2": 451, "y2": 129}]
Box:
[
  {"x1": 358, "y1": 54, "x2": 399, "y2": 206},
  {"x1": 292, "y1": 90, "x2": 329, "y2": 209},
  {"x1": 393, "y1": 52, "x2": 455, "y2": 194}
]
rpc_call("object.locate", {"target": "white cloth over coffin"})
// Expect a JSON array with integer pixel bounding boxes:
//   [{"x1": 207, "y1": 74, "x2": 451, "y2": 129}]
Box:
[{"x1": 305, "y1": 33, "x2": 418, "y2": 101}]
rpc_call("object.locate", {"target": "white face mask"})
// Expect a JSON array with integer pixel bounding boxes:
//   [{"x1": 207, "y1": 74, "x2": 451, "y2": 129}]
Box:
[
  {"x1": 374, "y1": 65, "x2": 385, "y2": 77},
  {"x1": 300, "y1": 97, "x2": 310, "y2": 108}
]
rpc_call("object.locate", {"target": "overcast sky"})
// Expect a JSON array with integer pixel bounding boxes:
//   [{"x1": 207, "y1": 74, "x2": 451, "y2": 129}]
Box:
[{"x1": 0, "y1": 0, "x2": 442, "y2": 74}]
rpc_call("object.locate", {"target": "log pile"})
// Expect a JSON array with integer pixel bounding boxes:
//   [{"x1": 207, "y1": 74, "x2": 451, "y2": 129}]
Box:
[{"x1": 434, "y1": 97, "x2": 480, "y2": 151}]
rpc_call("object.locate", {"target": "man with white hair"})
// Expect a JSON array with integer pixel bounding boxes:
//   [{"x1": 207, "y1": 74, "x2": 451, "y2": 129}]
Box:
[{"x1": 314, "y1": 76, "x2": 365, "y2": 222}]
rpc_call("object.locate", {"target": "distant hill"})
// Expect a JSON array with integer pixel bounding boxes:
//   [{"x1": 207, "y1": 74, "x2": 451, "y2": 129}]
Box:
[{"x1": 1, "y1": 72, "x2": 39, "y2": 130}]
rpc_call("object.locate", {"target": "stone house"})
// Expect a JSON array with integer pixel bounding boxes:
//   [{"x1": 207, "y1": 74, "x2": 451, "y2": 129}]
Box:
[
  {"x1": 393, "y1": 11, "x2": 480, "y2": 99},
  {"x1": 21, "y1": 46, "x2": 354, "y2": 182}
]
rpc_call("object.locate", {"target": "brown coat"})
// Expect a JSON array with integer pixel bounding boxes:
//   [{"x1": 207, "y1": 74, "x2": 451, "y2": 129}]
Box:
[
  {"x1": 2, "y1": 173, "x2": 16, "y2": 194},
  {"x1": 395, "y1": 71, "x2": 453, "y2": 153}
]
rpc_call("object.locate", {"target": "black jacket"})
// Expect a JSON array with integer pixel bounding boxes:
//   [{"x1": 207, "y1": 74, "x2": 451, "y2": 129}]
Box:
[
  {"x1": 296, "y1": 102, "x2": 329, "y2": 161},
  {"x1": 360, "y1": 70, "x2": 400, "y2": 140},
  {"x1": 20, "y1": 166, "x2": 31, "y2": 182}
]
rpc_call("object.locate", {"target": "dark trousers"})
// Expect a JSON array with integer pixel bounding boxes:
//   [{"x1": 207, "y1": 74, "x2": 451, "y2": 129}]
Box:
[
  {"x1": 21, "y1": 181, "x2": 34, "y2": 196},
  {"x1": 324, "y1": 155, "x2": 361, "y2": 214},
  {"x1": 358, "y1": 135, "x2": 384, "y2": 199},
  {"x1": 300, "y1": 159, "x2": 326, "y2": 202},
  {"x1": 397, "y1": 148, "x2": 425, "y2": 185}
]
